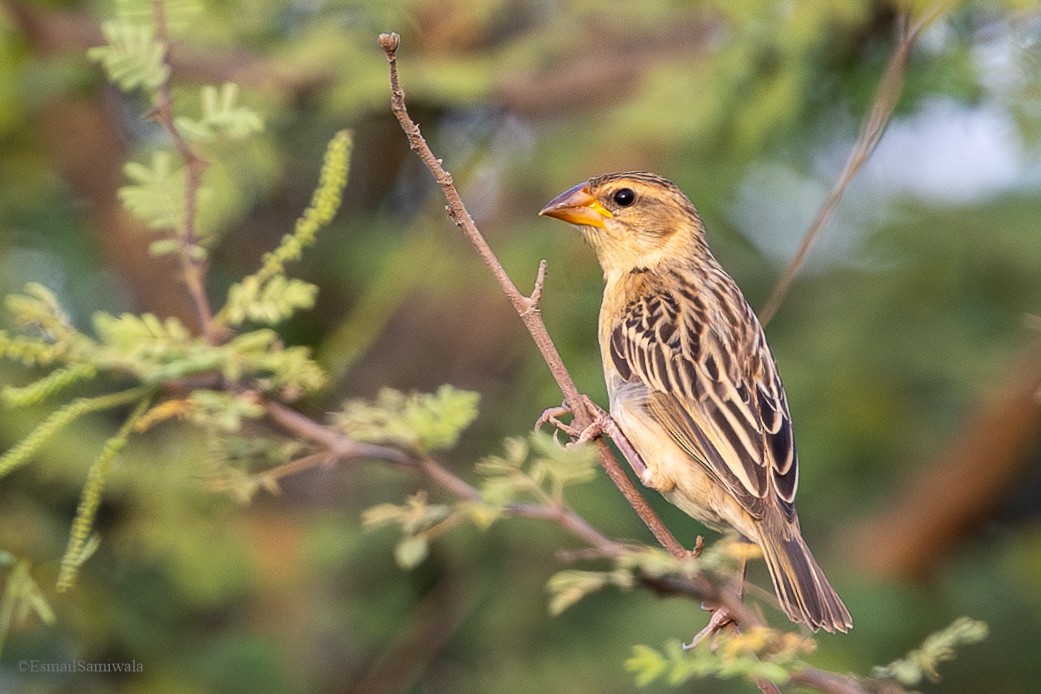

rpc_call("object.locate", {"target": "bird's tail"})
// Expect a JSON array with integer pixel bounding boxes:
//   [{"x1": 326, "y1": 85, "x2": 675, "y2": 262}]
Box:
[{"x1": 755, "y1": 516, "x2": 852, "y2": 633}]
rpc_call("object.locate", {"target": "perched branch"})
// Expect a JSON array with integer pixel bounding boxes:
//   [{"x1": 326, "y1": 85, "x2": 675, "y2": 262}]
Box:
[
  {"x1": 377, "y1": 32, "x2": 686, "y2": 559},
  {"x1": 262, "y1": 394, "x2": 810, "y2": 678},
  {"x1": 759, "y1": 3, "x2": 953, "y2": 325}
]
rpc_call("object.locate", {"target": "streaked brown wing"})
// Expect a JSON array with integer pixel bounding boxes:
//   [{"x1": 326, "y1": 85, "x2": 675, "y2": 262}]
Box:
[{"x1": 609, "y1": 283, "x2": 797, "y2": 520}]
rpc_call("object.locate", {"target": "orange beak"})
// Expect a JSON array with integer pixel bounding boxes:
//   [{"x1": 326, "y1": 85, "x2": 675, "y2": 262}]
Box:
[{"x1": 538, "y1": 182, "x2": 613, "y2": 228}]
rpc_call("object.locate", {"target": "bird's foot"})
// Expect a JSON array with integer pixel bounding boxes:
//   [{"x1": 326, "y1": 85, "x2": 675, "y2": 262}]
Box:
[
  {"x1": 535, "y1": 396, "x2": 613, "y2": 450},
  {"x1": 568, "y1": 395, "x2": 612, "y2": 448},
  {"x1": 535, "y1": 397, "x2": 650, "y2": 480},
  {"x1": 683, "y1": 607, "x2": 735, "y2": 650}
]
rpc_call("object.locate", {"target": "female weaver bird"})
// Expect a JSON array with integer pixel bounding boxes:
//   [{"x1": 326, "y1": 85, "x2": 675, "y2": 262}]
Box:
[{"x1": 539, "y1": 172, "x2": 852, "y2": 633}]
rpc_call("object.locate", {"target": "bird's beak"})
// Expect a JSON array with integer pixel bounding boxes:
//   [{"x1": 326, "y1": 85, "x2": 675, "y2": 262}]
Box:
[{"x1": 538, "y1": 182, "x2": 613, "y2": 228}]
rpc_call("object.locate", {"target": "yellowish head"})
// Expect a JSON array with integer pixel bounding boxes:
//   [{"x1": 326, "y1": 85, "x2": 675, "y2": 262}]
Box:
[{"x1": 539, "y1": 171, "x2": 707, "y2": 277}]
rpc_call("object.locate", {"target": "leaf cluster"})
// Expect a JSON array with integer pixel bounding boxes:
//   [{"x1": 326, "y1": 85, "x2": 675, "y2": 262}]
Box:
[
  {"x1": 625, "y1": 629, "x2": 815, "y2": 688},
  {"x1": 361, "y1": 432, "x2": 599, "y2": 572},
  {"x1": 334, "y1": 385, "x2": 480, "y2": 454},
  {"x1": 476, "y1": 432, "x2": 598, "y2": 508},
  {"x1": 872, "y1": 617, "x2": 990, "y2": 686},
  {"x1": 0, "y1": 554, "x2": 56, "y2": 659},
  {"x1": 545, "y1": 540, "x2": 745, "y2": 616},
  {"x1": 0, "y1": 122, "x2": 351, "y2": 591}
]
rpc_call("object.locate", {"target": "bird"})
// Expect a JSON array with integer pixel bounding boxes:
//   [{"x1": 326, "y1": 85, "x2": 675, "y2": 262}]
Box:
[{"x1": 538, "y1": 171, "x2": 852, "y2": 633}]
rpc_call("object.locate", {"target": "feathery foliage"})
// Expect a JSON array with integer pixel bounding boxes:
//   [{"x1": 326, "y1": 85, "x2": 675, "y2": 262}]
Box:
[
  {"x1": 221, "y1": 129, "x2": 353, "y2": 327},
  {"x1": 625, "y1": 631, "x2": 814, "y2": 688},
  {"x1": 0, "y1": 555, "x2": 55, "y2": 659},
  {"x1": 873, "y1": 617, "x2": 990, "y2": 686},
  {"x1": 334, "y1": 385, "x2": 480, "y2": 454}
]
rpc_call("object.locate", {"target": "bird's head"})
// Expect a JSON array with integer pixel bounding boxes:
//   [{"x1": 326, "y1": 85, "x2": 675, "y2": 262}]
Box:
[{"x1": 539, "y1": 171, "x2": 707, "y2": 278}]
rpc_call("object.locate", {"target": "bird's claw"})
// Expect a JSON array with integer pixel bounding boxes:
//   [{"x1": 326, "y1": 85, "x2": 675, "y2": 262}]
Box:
[
  {"x1": 536, "y1": 396, "x2": 614, "y2": 449},
  {"x1": 535, "y1": 401, "x2": 581, "y2": 446}
]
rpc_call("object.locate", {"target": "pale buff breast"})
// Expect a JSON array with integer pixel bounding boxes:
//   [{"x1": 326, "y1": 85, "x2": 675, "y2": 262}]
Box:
[{"x1": 606, "y1": 375, "x2": 761, "y2": 542}]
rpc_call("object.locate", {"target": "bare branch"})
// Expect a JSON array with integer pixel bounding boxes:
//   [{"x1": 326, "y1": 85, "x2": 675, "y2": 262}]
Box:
[
  {"x1": 377, "y1": 32, "x2": 686, "y2": 558},
  {"x1": 759, "y1": 3, "x2": 954, "y2": 325}
]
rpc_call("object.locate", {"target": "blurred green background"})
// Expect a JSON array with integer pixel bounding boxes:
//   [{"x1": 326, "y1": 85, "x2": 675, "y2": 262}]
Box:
[{"x1": 2, "y1": 0, "x2": 1041, "y2": 692}]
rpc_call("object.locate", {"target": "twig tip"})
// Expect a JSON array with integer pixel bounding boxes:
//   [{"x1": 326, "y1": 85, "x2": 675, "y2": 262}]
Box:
[{"x1": 378, "y1": 32, "x2": 400, "y2": 55}]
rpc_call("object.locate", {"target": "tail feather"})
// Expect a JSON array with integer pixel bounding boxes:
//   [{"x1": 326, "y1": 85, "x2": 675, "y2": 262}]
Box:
[{"x1": 756, "y1": 516, "x2": 852, "y2": 633}]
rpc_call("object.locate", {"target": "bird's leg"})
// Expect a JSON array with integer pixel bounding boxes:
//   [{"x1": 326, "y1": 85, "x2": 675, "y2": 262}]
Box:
[
  {"x1": 684, "y1": 546, "x2": 747, "y2": 650},
  {"x1": 683, "y1": 607, "x2": 735, "y2": 650},
  {"x1": 537, "y1": 396, "x2": 650, "y2": 479}
]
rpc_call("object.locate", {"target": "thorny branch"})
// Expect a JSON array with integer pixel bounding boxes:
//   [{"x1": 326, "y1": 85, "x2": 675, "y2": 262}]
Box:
[
  {"x1": 759, "y1": 2, "x2": 954, "y2": 325},
  {"x1": 150, "y1": 0, "x2": 217, "y2": 341},
  {"x1": 377, "y1": 31, "x2": 687, "y2": 559}
]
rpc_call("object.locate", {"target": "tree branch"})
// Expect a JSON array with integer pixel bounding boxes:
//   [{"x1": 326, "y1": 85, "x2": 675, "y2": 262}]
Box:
[
  {"x1": 263, "y1": 400, "x2": 653, "y2": 566},
  {"x1": 150, "y1": 0, "x2": 217, "y2": 342},
  {"x1": 759, "y1": 2, "x2": 954, "y2": 325},
  {"x1": 376, "y1": 31, "x2": 686, "y2": 559}
]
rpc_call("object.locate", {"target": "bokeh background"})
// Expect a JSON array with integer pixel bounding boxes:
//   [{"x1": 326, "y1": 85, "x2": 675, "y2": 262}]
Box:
[{"x1": 2, "y1": 0, "x2": 1041, "y2": 692}]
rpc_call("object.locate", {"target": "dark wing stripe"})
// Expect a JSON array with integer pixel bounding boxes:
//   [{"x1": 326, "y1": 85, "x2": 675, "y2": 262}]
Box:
[
  {"x1": 610, "y1": 330, "x2": 632, "y2": 380},
  {"x1": 612, "y1": 270, "x2": 801, "y2": 520},
  {"x1": 648, "y1": 394, "x2": 765, "y2": 517},
  {"x1": 756, "y1": 384, "x2": 781, "y2": 432}
]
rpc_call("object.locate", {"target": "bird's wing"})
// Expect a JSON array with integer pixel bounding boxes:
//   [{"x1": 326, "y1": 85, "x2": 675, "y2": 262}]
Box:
[{"x1": 608, "y1": 286, "x2": 797, "y2": 520}]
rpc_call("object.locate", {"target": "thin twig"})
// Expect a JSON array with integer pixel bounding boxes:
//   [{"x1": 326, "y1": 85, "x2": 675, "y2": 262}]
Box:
[
  {"x1": 263, "y1": 400, "x2": 632, "y2": 558},
  {"x1": 759, "y1": 3, "x2": 953, "y2": 325},
  {"x1": 377, "y1": 32, "x2": 686, "y2": 558},
  {"x1": 790, "y1": 667, "x2": 885, "y2": 694},
  {"x1": 525, "y1": 258, "x2": 548, "y2": 315},
  {"x1": 150, "y1": 0, "x2": 216, "y2": 341},
  {"x1": 507, "y1": 502, "x2": 625, "y2": 556}
]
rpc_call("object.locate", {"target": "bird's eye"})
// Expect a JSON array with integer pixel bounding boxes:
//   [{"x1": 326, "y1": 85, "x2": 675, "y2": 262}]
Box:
[{"x1": 612, "y1": 188, "x2": 636, "y2": 207}]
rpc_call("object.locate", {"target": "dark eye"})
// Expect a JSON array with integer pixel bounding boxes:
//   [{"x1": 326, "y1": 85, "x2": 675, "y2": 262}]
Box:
[{"x1": 612, "y1": 188, "x2": 636, "y2": 207}]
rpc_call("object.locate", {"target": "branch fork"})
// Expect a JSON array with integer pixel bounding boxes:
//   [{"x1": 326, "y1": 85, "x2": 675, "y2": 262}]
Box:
[{"x1": 378, "y1": 31, "x2": 686, "y2": 559}]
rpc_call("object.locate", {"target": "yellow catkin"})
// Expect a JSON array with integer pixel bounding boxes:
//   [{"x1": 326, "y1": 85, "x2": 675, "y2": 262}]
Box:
[
  {"x1": 0, "y1": 388, "x2": 146, "y2": 480},
  {"x1": 257, "y1": 129, "x2": 353, "y2": 282},
  {"x1": 56, "y1": 395, "x2": 153, "y2": 592}
]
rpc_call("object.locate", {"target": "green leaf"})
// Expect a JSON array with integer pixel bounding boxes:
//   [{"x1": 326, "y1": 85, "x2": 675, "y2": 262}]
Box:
[
  {"x1": 335, "y1": 385, "x2": 480, "y2": 453},
  {"x1": 119, "y1": 152, "x2": 186, "y2": 230},
  {"x1": 625, "y1": 645, "x2": 670, "y2": 688},
  {"x1": 87, "y1": 20, "x2": 169, "y2": 92},
  {"x1": 546, "y1": 569, "x2": 633, "y2": 616},
  {"x1": 0, "y1": 560, "x2": 56, "y2": 658},
  {"x1": 222, "y1": 275, "x2": 318, "y2": 326},
  {"x1": 176, "y1": 84, "x2": 264, "y2": 142},
  {"x1": 1, "y1": 363, "x2": 97, "y2": 407},
  {"x1": 476, "y1": 432, "x2": 598, "y2": 507},
  {"x1": 57, "y1": 395, "x2": 153, "y2": 592},
  {"x1": 873, "y1": 617, "x2": 989, "y2": 686}
]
